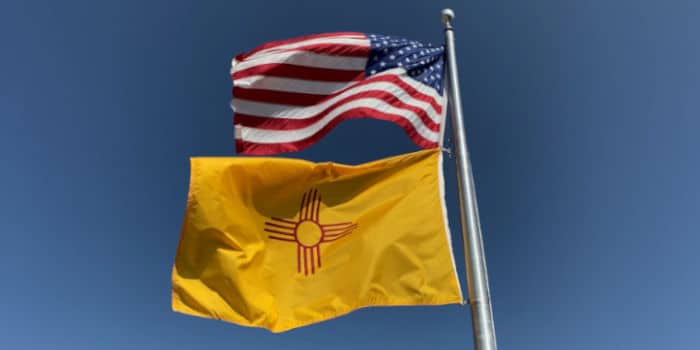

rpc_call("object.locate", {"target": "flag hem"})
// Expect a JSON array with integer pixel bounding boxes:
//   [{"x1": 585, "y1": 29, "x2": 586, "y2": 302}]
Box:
[
  {"x1": 438, "y1": 150, "x2": 464, "y2": 302},
  {"x1": 172, "y1": 289, "x2": 462, "y2": 333}
]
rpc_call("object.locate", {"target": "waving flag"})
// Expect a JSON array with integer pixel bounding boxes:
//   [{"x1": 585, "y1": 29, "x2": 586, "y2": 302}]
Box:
[
  {"x1": 172, "y1": 149, "x2": 462, "y2": 332},
  {"x1": 231, "y1": 32, "x2": 447, "y2": 155}
]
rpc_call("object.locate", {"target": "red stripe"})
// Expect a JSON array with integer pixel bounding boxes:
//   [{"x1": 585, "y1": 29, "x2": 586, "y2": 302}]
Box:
[
  {"x1": 236, "y1": 107, "x2": 439, "y2": 155},
  {"x1": 233, "y1": 63, "x2": 365, "y2": 82},
  {"x1": 309, "y1": 190, "x2": 317, "y2": 220},
  {"x1": 316, "y1": 246, "x2": 321, "y2": 267},
  {"x1": 264, "y1": 222, "x2": 295, "y2": 230},
  {"x1": 234, "y1": 90, "x2": 440, "y2": 131},
  {"x1": 233, "y1": 74, "x2": 442, "y2": 113},
  {"x1": 264, "y1": 228, "x2": 295, "y2": 236},
  {"x1": 233, "y1": 88, "x2": 329, "y2": 107},
  {"x1": 275, "y1": 42, "x2": 370, "y2": 57},
  {"x1": 236, "y1": 32, "x2": 365, "y2": 61},
  {"x1": 270, "y1": 217, "x2": 297, "y2": 224},
  {"x1": 314, "y1": 194, "x2": 321, "y2": 221}
]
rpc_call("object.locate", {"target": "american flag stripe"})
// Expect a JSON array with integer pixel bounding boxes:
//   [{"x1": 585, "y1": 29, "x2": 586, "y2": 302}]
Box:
[
  {"x1": 236, "y1": 97, "x2": 441, "y2": 144},
  {"x1": 234, "y1": 90, "x2": 440, "y2": 135},
  {"x1": 233, "y1": 74, "x2": 443, "y2": 109},
  {"x1": 231, "y1": 32, "x2": 446, "y2": 155},
  {"x1": 235, "y1": 94, "x2": 440, "y2": 133},
  {"x1": 233, "y1": 72, "x2": 442, "y2": 118},
  {"x1": 234, "y1": 71, "x2": 444, "y2": 114},
  {"x1": 235, "y1": 105, "x2": 439, "y2": 155},
  {"x1": 275, "y1": 43, "x2": 372, "y2": 57},
  {"x1": 238, "y1": 32, "x2": 367, "y2": 60},
  {"x1": 232, "y1": 88, "x2": 334, "y2": 107},
  {"x1": 234, "y1": 89, "x2": 439, "y2": 127},
  {"x1": 233, "y1": 77, "x2": 443, "y2": 140},
  {"x1": 244, "y1": 40, "x2": 372, "y2": 58},
  {"x1": 234, "y1": 75, "x2": 352, "y2": 95},
  {"x1": 232, "y1": 64, "x2": 365, "y2": 82},
  {"x1": 233, "y1": 51, "x2": 368, "y2": 72}
]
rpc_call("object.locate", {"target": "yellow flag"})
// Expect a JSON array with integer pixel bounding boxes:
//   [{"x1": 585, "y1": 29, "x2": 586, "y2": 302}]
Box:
[{"x1": 172, "y1": 149, "x2": 462, "y2": 332}]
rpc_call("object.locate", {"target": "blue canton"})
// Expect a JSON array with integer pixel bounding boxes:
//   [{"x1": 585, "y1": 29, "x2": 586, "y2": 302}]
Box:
[{"x1": 365, "y1": 33, "x2": 445, "y2": 95}]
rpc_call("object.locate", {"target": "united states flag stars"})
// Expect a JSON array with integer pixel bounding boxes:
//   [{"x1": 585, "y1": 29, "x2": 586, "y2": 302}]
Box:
[{"x1": 365, "y1": 33, "x2": 445, "y2": 94}]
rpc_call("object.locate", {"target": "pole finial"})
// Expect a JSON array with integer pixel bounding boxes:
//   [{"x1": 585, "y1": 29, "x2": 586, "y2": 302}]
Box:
[{"x1": 441, "y1": 8, "x2": 455, "y2": 28}]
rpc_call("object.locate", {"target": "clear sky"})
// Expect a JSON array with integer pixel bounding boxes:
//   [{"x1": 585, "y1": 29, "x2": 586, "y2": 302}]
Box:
[{"x1": 2, "y1": 0, "x2": 699, "y2": 349}]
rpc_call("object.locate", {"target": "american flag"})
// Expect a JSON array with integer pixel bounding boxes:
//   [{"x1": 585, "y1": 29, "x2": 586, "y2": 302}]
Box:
[{"x1": 231, "y1": 32, "x2": 446, "y2": 155}]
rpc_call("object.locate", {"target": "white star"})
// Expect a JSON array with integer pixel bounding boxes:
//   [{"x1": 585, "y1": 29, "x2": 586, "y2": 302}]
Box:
[
  {"x1": 389, "y1": 55, "x2": 395, "y2": 59},
  {"x1": 397, "y1": 62, "x2": 402, "y2": 67},
  {"x1": 370, "y1": 70, "x2": 376, "y2": 74},
  {"x1": 380, "y1": 61, "x2": 386, "y2": 67},
  {"x1": 398, "y1": 50, "x2": 403, "y2": 55}
]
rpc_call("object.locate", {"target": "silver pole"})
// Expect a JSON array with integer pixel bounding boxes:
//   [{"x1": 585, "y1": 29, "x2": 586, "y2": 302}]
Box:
[{"x1": 441, "y1": 8, "x2": 498, "y2": 350}]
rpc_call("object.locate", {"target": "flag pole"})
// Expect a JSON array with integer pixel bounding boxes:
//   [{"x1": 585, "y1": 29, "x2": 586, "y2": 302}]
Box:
[{"x1": 441, "y1": 8, "x2": 498, "y2": 350}]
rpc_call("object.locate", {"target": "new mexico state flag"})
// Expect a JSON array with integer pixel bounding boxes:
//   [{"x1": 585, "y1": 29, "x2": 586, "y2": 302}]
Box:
[{"x1": 172, "y1": 148, "x2": 463, "y2": 332}]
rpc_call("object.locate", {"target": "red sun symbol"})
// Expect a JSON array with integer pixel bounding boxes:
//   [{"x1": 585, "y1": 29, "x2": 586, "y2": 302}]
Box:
[{"x1": 265, "y1": 188, "x2": 357, "y2": 276}]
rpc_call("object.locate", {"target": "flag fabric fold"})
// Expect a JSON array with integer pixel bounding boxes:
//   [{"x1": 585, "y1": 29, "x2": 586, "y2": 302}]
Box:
[
  {"x1": 172, "y1": 149, "x2": 462, "y2": 332},
  {"x1": 231, "y1": 32, "x2": 447, "y2": 155}
]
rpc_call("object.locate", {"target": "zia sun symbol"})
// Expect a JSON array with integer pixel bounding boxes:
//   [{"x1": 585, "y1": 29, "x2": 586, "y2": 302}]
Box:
[{"x1": 265, "y1": 188, "x2": 357, "y2": 276}]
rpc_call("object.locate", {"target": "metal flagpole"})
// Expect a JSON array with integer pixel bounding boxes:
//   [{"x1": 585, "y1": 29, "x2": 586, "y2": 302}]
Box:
[{"x1": 441, "y1": 8, "x2": 498, "y2": 350}]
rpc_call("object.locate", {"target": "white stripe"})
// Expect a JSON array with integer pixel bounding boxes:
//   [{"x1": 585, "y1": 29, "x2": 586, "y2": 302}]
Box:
[
  {"x1": 234, "y1": 75, "x2": 353, "y2": 95},
  {"x1": 238, "y1": 98, "x2": 439, "y2": 144},
  {"x1": 232, "y1": 80, "x2": 442, "y2": 123},
  {"x1": 232, "y1": 50, "x2": 367, "y2": 73},
  {"x1": 245, "y1": 36, "x2": 369, "y2": 61}
]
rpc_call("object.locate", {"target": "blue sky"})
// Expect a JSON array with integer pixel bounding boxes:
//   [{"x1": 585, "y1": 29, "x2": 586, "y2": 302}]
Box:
[{"x1": 2, "y1": 0, "x2": 699, "y2": 349}]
